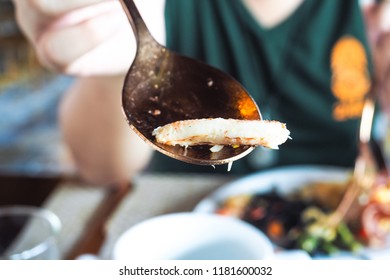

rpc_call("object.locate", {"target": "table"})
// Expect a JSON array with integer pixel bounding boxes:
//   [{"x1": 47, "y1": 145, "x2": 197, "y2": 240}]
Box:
[{"x1": 0, "y1": 173, "x2": 234, "y2": 259}]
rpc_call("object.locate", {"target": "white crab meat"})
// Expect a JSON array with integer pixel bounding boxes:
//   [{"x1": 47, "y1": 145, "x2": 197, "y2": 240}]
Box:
[{"x1": 152, "y1": 118, "x2": 290, "y2": 149}]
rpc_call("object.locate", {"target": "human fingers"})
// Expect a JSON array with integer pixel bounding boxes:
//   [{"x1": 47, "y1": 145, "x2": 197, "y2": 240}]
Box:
[
  {"x1": 16, "y1": 0, "x2": 107, "y2": 17},
  {"x1": 36, "y1": 0, "x2": 107, "y2": 15},
  {"x1": 35, "y1": 2, "x2": 131, "y2": 73},
  {"x1": 13, "y1": 0, "x2": 105, "y2": 43},
  {"x1": 59, "y1": 26, "x2": 136, "y2": 76},
  {"x1": 13, "y1": 0, "x2": 165, "y2": 76},
  {"x1": 13, "y1": 0, "x2": 132, "y2": 75}
]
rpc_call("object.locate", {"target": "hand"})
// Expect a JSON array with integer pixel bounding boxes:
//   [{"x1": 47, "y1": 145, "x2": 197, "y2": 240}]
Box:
[
  {"x1": 12, "y1": 0, "x2": 148, "y2": 76},
  {"x1": 364, "y1": 1, "x2": 390, "y2": 114}
]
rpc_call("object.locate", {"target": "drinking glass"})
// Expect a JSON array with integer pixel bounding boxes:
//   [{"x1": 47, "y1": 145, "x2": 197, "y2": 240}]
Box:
[{"x1": 0, "y1": 206, "x2": 61, "y2": 260}]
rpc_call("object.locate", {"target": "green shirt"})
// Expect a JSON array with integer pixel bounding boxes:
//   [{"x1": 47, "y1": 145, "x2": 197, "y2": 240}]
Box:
[{"x1": 147, "y1": 0, "x2": 373, "y2": 174}]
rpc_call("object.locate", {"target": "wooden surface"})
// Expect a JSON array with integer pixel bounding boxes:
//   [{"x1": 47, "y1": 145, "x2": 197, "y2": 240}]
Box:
[
  {"x1": 0, "y1": 173, "x2": 235, "y2": 259},
  {"x1": 0, "y1": 175, "x2": 61, "y2": 206},
  {"x1": 0, "y1": 174, "x2": 130, "y2": 259},
  {"x1": 65, "y1": 181, "x2": 131, "y2": 259}
]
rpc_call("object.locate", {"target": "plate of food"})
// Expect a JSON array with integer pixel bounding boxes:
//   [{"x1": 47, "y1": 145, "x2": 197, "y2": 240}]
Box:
[{"x1": 194, "y1": 165, "x2": 390, "y2": 259}]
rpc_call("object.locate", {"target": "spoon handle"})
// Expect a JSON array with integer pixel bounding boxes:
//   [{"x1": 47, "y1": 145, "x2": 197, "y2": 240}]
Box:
[{"x1": 119, "y1": 0, "x2": 155, "y2": 46}]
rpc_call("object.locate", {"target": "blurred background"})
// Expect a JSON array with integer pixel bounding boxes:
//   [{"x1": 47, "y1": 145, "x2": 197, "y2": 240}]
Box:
[
  {"x1": 0, "y1": 3, "x2": 110, "y2": 258},
  {"x1": 0, "y1": 0, "x2": 75, "y2": 177}
]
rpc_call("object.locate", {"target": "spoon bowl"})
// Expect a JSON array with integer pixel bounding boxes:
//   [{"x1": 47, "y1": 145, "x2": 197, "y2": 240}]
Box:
[{"x1": 120, "y1": 0, "x2": 261, "y2": 165}]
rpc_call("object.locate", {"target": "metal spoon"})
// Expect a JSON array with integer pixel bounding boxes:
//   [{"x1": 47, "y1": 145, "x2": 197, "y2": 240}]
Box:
[
  {"x1": 328, "y1": 90, "x2": 388, "y2": 227},
  {"x1": 119, "y1": 0, "x2": 261, "y2": 166}
]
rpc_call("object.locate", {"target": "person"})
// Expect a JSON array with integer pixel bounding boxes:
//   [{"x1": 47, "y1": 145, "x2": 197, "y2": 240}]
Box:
[{"x1": 11, "y1": 0, "x2": 390, "y2": 185}]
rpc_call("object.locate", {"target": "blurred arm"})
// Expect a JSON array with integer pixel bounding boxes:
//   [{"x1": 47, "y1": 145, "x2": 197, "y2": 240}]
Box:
[{"x1": 59, "y1": 76, "x2": 153, "y2": 185}]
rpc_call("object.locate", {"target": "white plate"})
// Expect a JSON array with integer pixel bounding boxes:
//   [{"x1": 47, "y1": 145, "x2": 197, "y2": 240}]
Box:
[
  {"x1": 194, "y1": 165, "x2": 350, "y2": 214},
  {"x1": 194, "y1": 165, "x2": 368, "y2": 259}
]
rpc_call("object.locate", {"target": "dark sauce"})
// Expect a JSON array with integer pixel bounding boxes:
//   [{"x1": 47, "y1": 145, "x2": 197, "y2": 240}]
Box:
[{"x1": 241, "y1": 189, "x2": 313, "y2": 249}]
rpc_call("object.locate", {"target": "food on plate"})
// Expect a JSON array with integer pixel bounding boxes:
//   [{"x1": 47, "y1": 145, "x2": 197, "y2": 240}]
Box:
[
  {"x1": 152, "y1": 118, "x2": 290, "y2": 149},
  {"x1": 361, "y1": 175, "x2": 390, "y2": 248},
  {"x1": 216, "y1": 178, "x2": 390, "y2": 256}
]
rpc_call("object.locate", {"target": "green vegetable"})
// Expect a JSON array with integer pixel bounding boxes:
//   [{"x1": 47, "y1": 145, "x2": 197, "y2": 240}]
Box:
[
  {"x1": 337, "y1": 223, "x2": 363, "y2": 252},
  {"x1": 298, "y1": 233, "x2": 319, "y2": 253},
  {"x1": 297, "y1": 208, "x2": 364, "y2": 256},
  {"x1": 320, "y1": 242, "x2": 339, "y2": 255}
]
